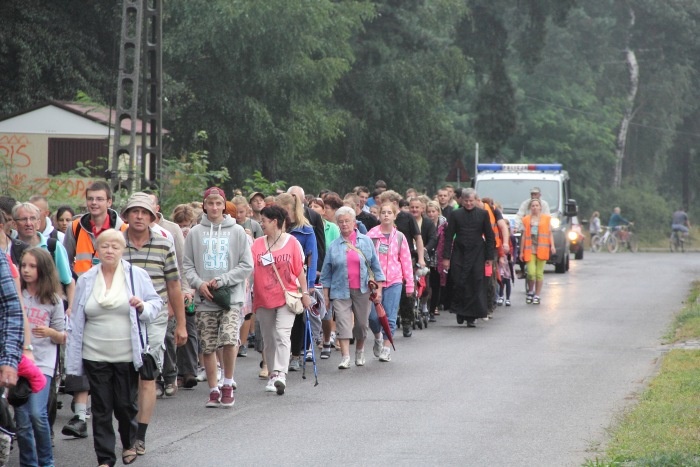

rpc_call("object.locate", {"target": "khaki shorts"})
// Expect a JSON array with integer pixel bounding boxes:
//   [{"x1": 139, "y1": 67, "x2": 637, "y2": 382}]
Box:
[
  {"x1": 196, "y1": 307, "x2": 241, "y2": 354},
  {"x1": 332, "y1": 289, "x2": 371, "y2": 341}
]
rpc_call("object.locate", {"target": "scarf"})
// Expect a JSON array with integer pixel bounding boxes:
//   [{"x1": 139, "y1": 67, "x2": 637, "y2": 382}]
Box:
[{"x1": 92, "y1": 261, "x2": 127, "y2": 309}]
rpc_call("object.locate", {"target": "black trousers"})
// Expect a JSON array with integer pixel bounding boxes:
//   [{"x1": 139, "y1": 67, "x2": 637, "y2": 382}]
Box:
[
  {"x1": 290, "y1": 313, "x2": 305, "y2": 356},
  {"x1": 176, "y1": 313, "x2": 199, "y2": 377},
  {"x1": 399, "y1": 283, "x2": 414, "y2": 327},
  {"x1": 83, "y1": 360, "x2": 139, "y2": 467}
]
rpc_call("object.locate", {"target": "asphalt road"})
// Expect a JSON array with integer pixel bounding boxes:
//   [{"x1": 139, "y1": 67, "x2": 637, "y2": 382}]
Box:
[{"x1": 26, "y1": 251, "x2": 700, "y2": 466}]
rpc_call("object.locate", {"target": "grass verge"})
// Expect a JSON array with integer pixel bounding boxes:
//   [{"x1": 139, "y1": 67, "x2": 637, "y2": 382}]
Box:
[{"x1": 584, "y1": 282, "x2": 700, "y2": 467}]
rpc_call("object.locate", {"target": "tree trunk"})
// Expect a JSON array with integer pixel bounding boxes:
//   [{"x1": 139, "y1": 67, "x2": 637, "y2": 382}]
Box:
[{"x1": 613, "y1": 4, "x2": 638, "y2": 189}]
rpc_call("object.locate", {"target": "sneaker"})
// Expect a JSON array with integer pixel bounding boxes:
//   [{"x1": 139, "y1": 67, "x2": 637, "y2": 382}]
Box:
[
  {"x1": 505, "y1": 300, "x2": 511, "y2": 307},
  {"x1": 220, "y1": 385, "x2": 235, "y2": 408},
  {"x1": 355, "y1": 349, "x2": 365, "y2": 366},
  {"x1": 330, "y1": 331, "x2": 337, "y2": 347},
  {"x1": 85, "y1": 406, "x2": 91, "y2": 419},
  {"x1": 533, "y1": 296, "x2": 541, "y2": 305},
  {"x1": 247, "y1": 334, "x2": 256, "y2": 348},
  {"x1": 428, "y1": 316, "x2": 436, "y2": 322},
  {"x1": 497, "y1": 297, "x2": 504, "y2": 306},
  {"x1": 289, "y1": 356, "x2": 301, "y2": 372},
  {"x1": 338, "y1": 356, "x2": 351, "y2": 369},
  {"x1": 155, "y1": 381, "x2": 164, "y2": 398},
  {"x1": 320, "y1": 345, "x2": 332, "y2": 359},
  {"x1": 164, "y1": 383, "x2": 177, "y2": 397},
  {"x1": 134, "y1": 439, "x2": 146, "y2": 456},
  {"x1": 526, "y1": 293, "x2": 533, "y2": 304},
  {"x1": 402, "y1": 325, "x2": 412, "y2": 337},
  {"x1": 238, "y1": 345, "x2": 248, "y2": 357},
  {"x1": 61, "y1": 415, "x2": 88, "y2": 438},
  {"x1": 274, "y1": 375, "x2": 286, "y2": 395},
  {"x1": 195, "y1": 366, "x2": 207, "y2": 382},
  {"x1": 466, "y1": 319, "x2": 476, "y2": 328},
  {"x1": 206, "y1": 389, "x2": 221, "y2": 408},
  {"x1": 265, "y1": 375, "x2": 277, "y2": 392},
  {"x1": 372, "y1": 338, "x2": 383, "y2": 358},
  {"x1": 379, "y1": 346, "x2": 391, "y2": 362},
  {"x1": 305, "y1": 349, "x2": 313, "y2": 362}
]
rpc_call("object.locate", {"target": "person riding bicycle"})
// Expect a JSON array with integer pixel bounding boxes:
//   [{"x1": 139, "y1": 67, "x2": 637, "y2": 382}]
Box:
[
  {"x1": 670, "y1": 208, "x2": 691, "y2": 238},
  {"x1": 608, "y1": 207, "x2": 632, "y2": 231}
]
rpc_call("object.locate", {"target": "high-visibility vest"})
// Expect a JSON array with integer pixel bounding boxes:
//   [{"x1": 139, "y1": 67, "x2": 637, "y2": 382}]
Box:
[
  {"x1": 483, "y1": 203, "x2": 502, "y2": 250},
  {"x1": 71, "y1": 215, "x2": 127, "y2": 276},
  {"x1": 521, "y1": 214, "x2": 552, "y2": 261}
]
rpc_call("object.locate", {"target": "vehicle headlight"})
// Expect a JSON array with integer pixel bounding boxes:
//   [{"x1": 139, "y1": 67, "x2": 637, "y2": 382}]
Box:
[
  {"x1": 567, "y1": 231, "x2": 578, "y2": 241},
  {"x1": 550, "y1": 217, "x2": 561, "y2": 229}
]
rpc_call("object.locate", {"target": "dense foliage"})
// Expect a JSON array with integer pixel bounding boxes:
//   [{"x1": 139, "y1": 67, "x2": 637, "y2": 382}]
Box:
[{"x1": 2, "y1": 0, "x2": 700, "y2": 235}]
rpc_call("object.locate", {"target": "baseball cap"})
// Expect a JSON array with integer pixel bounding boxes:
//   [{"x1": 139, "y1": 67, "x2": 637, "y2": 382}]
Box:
[
  {"x1": 248, "y1": 191, "x2": 265, "y2": 203},
  {"x1": 203, "y1": 187, "x2": 226, "y2": 203},
  {"x1": 530, "y1": 187, "x2": 541, "y2": 194},
  {"x1": 121, "y1": 192, "x2": 157, "y2": 220}
]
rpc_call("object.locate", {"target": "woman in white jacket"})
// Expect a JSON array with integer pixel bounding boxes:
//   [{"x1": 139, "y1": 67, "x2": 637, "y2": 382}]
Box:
[{"x1": 65, "y1": 229, "x2": 162, "y2": 467}]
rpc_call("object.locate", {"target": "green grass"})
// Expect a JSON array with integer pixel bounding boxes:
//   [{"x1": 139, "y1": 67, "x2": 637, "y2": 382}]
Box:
[{"x1": 584, "y1": 283, "x2": 700, "y2": 466}]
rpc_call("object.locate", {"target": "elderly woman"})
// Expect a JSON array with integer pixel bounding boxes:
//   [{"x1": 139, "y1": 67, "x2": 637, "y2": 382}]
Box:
[
  {"x1": 320, "y1": 206, "x2": 385, "y2": 369},
  {"x1": 252, "y1": 206, "x2": 312, "y2": 395},
  {"x1": 66, "y1": 229, "x2": 162, "y2": 467}
]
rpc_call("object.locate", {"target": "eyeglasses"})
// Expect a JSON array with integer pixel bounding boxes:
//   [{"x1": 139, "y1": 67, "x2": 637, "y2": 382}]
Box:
[
  {"x1": 87, "y1": 197, "x2": 108, "y2": 203},
  {"x1": 14, "y1": 217, "x2": 38, "y2": 223}
]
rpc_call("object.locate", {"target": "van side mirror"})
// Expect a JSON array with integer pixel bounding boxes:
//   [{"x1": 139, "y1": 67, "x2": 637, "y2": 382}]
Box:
[{"x1": 565, "y1": 199, "x2": 578, "y2": 217}]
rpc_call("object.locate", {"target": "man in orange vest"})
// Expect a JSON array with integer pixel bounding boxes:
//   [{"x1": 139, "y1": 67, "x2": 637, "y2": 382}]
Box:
[
  {"x1": 479, "y1": 197, "x2": 510, "y2": 317},
  {"x1": 61, "y1": 180, "x2": 128, "y2": 439}
]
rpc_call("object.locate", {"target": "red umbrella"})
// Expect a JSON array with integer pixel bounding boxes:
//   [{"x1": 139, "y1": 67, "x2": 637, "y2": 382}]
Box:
[{"x1": 368, "y1": 280, "x2": 395, "y2": 351}]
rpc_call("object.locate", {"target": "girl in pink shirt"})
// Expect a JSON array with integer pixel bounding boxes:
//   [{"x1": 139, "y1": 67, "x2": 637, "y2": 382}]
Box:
[{"x1": 366, "y1": 202, "x2": 413, "y2": 362}]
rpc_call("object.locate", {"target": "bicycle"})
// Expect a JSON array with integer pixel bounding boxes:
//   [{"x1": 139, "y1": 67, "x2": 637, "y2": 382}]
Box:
[
  {"x1": 591, "y1": 227, "x2": 618, "y2": 253},
  {"x1": 612, "y1": 225, "x2": 638, "y2": 253},
  {"x1": 670, "y1": 229, "x2": 688, "y2": 252}
]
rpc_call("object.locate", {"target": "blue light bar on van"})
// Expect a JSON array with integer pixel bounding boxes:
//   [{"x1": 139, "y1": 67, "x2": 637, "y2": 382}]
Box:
[{"x1": 477, "y1": 163, "x2": 562, "y2": 172}]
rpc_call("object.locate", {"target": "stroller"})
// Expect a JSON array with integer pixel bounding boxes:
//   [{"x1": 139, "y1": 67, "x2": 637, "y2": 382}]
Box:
[{"x1": 413, "y1": 265, "x2": 430, "y2": 330}]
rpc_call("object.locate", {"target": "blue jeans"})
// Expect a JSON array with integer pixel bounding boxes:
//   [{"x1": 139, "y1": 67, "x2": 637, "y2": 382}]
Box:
[
  {"x1": 15, "y1": 375, "x2": 54, "y2": 467},
  {"x1": 368, "y1": 283, "x2": 402, "y2": 340}
]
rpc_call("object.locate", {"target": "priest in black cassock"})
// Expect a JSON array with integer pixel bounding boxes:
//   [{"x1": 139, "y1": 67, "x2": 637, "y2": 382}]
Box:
[{"x1": 442, "y1": 188, "x2": 495, "y2": 327}]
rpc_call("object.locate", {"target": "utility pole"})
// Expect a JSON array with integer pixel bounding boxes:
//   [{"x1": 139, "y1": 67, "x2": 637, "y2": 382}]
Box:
[{"x1": 109, "y1": 0, "x2": 163, "y2": 194}]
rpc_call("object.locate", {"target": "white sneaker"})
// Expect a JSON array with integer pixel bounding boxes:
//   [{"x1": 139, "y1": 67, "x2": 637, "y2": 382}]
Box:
[
  {"x1": 288, "y1": 356, "x2": 301, "y2": 372},
  {"x1": 355, "y1": 349, "x2": 365, "y2": 367},
  {"x1": 265, "y1": 375, "x2": 277, "y2": 392},
  {"x1": 195, "y1": 367, "x2": 207, "y2": 382},
  {"x1": 338, "y1": 356, "x2": 350, "y2": 369},
  {"x1": 372, "y1": 339, "x2": 383, "y2": 358},
  {"x1": 274, "y1": 374, "x2": 286, "y2": 395},
  {"x1": 379, "y1": 346, "x2": 391, "y2": 362}
]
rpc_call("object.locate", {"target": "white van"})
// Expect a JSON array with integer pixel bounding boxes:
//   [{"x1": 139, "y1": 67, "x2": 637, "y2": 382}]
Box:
[{"x1": 473, "y1": 163, "x2": 578, "y2": 273}]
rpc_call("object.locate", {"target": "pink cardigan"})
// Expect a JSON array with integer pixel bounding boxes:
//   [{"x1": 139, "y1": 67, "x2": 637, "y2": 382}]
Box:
[{"x1": 366, "y1": 226, "x2": 414, "y2": 294}]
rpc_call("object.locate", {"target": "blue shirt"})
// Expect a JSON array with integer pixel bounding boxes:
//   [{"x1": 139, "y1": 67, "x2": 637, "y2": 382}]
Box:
[
  {"x1": 290, "y1": 225, "x2": 318, "y2": 291},
  {"x1": 0, "y1": 253, "x2": 23, "y2": 369}
]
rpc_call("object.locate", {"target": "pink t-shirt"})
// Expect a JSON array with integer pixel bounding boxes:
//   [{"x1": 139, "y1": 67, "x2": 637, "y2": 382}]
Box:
[
  {"x1": 252, "y1": 235, "x2": 304, "y2": 310},
  {"x1": 345, "y1": 231, "x2": 361, "y2": 289}
]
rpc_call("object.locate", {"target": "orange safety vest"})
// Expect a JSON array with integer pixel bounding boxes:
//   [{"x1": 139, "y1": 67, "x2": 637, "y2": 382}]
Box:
[
  {"x1": 521, "y1": 214, "x2": 552, "y2": 262},
  {"x1": 483, "y1": 203, "x2": 502, "y2": 251},
  {"x1": 71, "y1": 215, "x2": 128, "y2": 275}
]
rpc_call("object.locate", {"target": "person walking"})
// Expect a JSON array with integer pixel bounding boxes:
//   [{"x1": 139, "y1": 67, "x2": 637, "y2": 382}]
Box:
[
  {"x1": 442, "y1": 188, "x2": 495, "y2": 327},
  {"x1": 519, "y1": 198, "x2": 555, "y2": 305},
  {"x1": 320, "y1": 207, "x2": 385, "y2": 369}
]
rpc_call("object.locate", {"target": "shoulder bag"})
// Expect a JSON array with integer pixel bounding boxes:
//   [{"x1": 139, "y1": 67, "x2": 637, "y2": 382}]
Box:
[{"x1": 270, "y1": 261, "x2": 304, "y2": 314}]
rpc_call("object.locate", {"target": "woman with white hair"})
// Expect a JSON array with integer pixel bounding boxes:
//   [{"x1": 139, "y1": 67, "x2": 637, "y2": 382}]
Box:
[{"x1": 320, "y1": 207, "x2": 385, "y2": 369}]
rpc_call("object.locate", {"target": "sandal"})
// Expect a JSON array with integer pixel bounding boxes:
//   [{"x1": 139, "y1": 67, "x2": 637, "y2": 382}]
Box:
[
  {"x1": 122, "y1": 447, "x2": 138, "y2": 465},
  {"x1": 533, "y1": 296, "x2": 540, "y2": 305},
  {"x1": 134, "y1": 439, "x2": 146, "y2": 455}
]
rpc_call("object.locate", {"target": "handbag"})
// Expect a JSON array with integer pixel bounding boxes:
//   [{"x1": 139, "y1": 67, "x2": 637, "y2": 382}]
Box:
[
  {"x1": 128, "y1": 263, "x2": 157, "y2": 380},
  {"x1": 270, "y1": 261, "x2": 304, "y2": 315},
  {"x1": 209, "y1": 285, "x2": 232, "y2": 311}
]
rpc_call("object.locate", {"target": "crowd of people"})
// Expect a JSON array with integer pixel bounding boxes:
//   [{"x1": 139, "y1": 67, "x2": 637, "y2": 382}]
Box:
[{"x1": 0, "y1": 179, "x2": 558, "y2": 467}]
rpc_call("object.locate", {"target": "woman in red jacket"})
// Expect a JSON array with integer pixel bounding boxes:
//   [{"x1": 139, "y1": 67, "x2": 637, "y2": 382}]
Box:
[{"x1": 519, "y1": 199, "x2": 555, "y2": 304}]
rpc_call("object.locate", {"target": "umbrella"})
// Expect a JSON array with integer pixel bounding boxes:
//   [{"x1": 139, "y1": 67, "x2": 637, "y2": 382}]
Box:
[{"x1": 369, "y1": 280, "x2": 396, "y2": 351}]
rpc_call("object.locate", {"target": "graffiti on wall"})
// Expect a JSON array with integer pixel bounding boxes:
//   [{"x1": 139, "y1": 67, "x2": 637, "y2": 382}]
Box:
[{"x1": 0, "y1": 134, "x2": 32, "y2": 168}]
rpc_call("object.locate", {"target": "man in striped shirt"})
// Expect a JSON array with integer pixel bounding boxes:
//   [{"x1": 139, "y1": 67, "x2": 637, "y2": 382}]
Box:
[{"x1": 121, "y1": 192, "x2": 186, "y2": 458}]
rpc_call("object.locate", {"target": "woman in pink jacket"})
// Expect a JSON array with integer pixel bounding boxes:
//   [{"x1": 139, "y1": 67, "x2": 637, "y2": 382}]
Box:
[{"x1": 366, "y1": 202, "x2": 414, "y2": 362}]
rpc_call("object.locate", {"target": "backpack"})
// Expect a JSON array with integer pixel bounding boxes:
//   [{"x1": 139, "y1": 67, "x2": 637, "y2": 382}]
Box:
[
  {"x1": 47, "y1": 237, "x2": 58, "y2": 263},
  {"x1": 9, "y1": 238, "x2": 28, "y2": 267}
]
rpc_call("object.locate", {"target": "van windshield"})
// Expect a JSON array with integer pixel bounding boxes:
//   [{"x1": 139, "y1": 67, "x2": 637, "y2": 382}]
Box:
[{"x1": 475, "y1": 180, "x2": 560, "y2": 214}]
